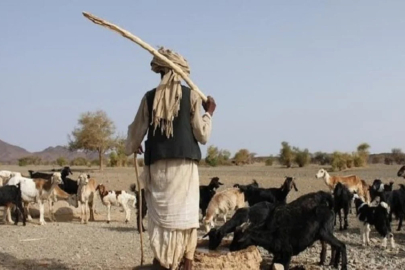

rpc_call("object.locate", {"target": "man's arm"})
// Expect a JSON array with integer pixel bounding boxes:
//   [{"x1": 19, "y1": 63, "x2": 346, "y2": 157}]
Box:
[
  {"x1": 125, "y1": 95, "x2": 149, "y2": 156},
  {"x1": 190, "y1": 91, "x2": 216, "y2": 145}
]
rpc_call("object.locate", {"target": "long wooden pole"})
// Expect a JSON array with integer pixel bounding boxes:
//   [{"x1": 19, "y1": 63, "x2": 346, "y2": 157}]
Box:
[
  {"x1": 82, "y1": 11, "x2": 207, "y2": 102},
  {"x1": 134, "y1": 154, "x2": 144, "y2": 266}
]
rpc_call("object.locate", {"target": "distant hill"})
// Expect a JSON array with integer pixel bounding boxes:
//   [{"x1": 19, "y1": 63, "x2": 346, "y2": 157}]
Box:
[
  {"x1": 0, "y1": 139, "x2": 101, "y2": 164},
  {"x1": 0, "y1": 139, "x2": 31, "y2": 163}
]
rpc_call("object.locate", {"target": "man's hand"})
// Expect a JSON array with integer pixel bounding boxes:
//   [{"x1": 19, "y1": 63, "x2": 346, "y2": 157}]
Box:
[
  {"x1": 137, "y1": 145, "x2": 144, "y2": 155},
  {"x1": 203, "y1": 96, "x2": 216, "y2": 116}
]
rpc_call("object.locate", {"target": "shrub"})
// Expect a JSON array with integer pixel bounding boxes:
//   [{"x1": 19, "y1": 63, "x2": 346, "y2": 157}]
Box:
[
  {"x1": 371, "y1": 156, "x2": 382, "y2": 164},
  {"x1": 312, "y1": 152, "x2": 332, "y2": 165},
  {"x1": 70, "y1": 157, "x2": 88, "y2": 166},
  {"x1": 279, "y1": 142, "x2": 295, "y2": 168},
  {"x1": 294, "y1": 148, "x2": 311, "y2": 167},
  {"x1": 56, "y1": 157, "x2": 68, "y2": 167},
  {"x1": 331, "y1": 152, "x2": 347, "y2": 171},
  {"x1": 384, "y1": 156, "x2": 394, "y2": 165},
  {"x1": 205, "y1": 145, "x2": 219, "y2": 167},
  {"x1": 234, "y1": 149, "x2": 250, "y2": 165},
  {"x1": 392, "y1": 148, "x2": 405, "y2": 165},
  {"x1": 265, "y1": 156, "x2": 275, "y2": 166}
]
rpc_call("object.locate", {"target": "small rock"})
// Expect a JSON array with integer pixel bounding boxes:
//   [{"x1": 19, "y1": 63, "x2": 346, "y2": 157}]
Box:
[{"x1": 272, "y1": 264, "x2": 284, "y2": 270}]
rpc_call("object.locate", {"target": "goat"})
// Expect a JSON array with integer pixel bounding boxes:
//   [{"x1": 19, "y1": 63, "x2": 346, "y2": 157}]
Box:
[
  {"x1": 369, "y1": 179, "x2": 394, "y2": 203},
  {"x1": 385, "y1": 184, "x2": 405, "y2": 231},
  {"x1": 397, "y1": 165, "x2": 405, "y2": 178},
  {"x1": 353, "y1": 194, "x2": 395, "y2": 249},
  {"x1": 130, "y1": 183, "x2": 147, "y2": 233},
  {"x1": 203, "y1": 201, "x2": 275, "y2": 250},
  {"x1": 202, "y1": 187, "x2": 246, "y2": 232},
  {"x1": 230, "y1": 191, "x2": 347, "y2": 270},
  {"x1": 333, "y1": 182, "x2": 353, "y2": 231},
  {"x1": 199, "y1": 177, "x2": 223, "y2": 218},
  {"x1": 96, "y1": 184, "x2": 136, "y2": 223},
  {"x1": 0, "y1": 171, "x2": 21, "y2": 186},
  {"x1": 315, "y1": 168, "x2": 368, "y2": 202},
  {"x1": 0, "y1": 183, "x2": 26, "y2": 226},
  {"x1": 233, "y1": 179, "x2": 259, "y2": 189},
  {"x1": 29, "y1": 167, "x2": 78, "y2": 195},
  {"x1": 72, "y1": 173, "x2": 97, "y2": 224},
  {"x1": 236, "y1": 177, "x2": 298, "y2": 207},
  {"x1": 5, "y1": 173, "x2": 63, "y2": 225}
]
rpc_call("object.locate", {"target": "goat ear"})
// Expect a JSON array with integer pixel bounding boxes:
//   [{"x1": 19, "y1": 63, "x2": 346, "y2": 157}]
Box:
[
  {"x1": 293, "y1": 182, "x2": 298, "y2": 192},
  {"x1": 87, "y1": 174, "x2": 91, "y2": 179}
]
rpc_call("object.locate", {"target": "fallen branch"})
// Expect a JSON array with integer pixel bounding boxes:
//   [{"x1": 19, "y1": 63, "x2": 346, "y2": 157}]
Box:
[{"x1": 82, "y1": 11, "x2": 207, "y2": 102}]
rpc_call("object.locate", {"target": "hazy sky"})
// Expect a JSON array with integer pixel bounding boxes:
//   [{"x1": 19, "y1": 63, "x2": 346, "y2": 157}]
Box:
[{"x1": 1, "y1": 1, "x2": 404, "y2": 156}]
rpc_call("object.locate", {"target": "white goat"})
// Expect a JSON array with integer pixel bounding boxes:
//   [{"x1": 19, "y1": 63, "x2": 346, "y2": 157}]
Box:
[
  {"x1": 0, "y1": 171, "x2": 21, "y2": 186},
  {"x1": 95, "y1": 184, "x2": 137, "y2": 223},
  {"x1": 5, "y1": 173, "x2": 63, "y2": 225},
  {"x1": 74, "y1": 173, "x2": 97, "y2": 224},
  {"x1": 202, "y1": 187, "x2": 246, "y2": 232}
]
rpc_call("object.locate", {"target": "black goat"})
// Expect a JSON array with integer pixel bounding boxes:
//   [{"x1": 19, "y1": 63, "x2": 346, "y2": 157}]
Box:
[
  {"x1": 385, "y1": 184, "x2": 405, "y2": 231},
  {"x1": 237, "y1": 177, "x2": 298, "y2": 206},
  {"x1": 233, "y1": 179, "x2": 259, "y2": 189},
  {"x1": 230, "y1": 191, "x2": 347, "y2": 270},
  {"x1": 0, "y1": 183, "x2": 26, "y2": 226},
  {"x1": 203, "y1": 201, "x2": 275, "y2": 250},
  {"x1": 369, "y1": 179, "x2": 394, "y2": 203},
  {"x1": 28, "y1": 166, "x2": 78, "y2": 195},
  {"x1": 333, "y1": 182, "x2": 353, "y2": 231},
  {"x1": 199, "y1": 177, "x2": 223, "y2": 217},
  {"x1": 353, "y1": 194, "x2": 395, "y2": 249},
  {"x1": 130, "y1": 183, "x2": 147, "y2": 233}
]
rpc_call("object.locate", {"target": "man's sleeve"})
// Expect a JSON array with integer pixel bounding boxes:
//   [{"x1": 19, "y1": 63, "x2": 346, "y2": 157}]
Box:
[
  {"x1": 190, "y1": 91, "x2": 212, "y2": 145},
  {"x1": 125, "y1": 95, "x2": 149, "y2": 156}
]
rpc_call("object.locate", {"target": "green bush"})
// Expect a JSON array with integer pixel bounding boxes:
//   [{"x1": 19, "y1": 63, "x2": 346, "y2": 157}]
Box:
[
  {"x1": 265, "y1": 156, "x2": 274, "y2": 166},
  {"x1": 294, "y1": 148, "x2": 310, "y2": 167},
  {"x1": 279, "y1": 142, "x2": 295, "y2": 168},
  {"x1": 56, "y1": 157, "x2": 68, "y2": 167}
]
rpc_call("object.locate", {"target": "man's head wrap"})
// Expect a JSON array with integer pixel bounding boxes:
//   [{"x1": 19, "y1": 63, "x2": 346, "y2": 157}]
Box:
[{"x1": 150, "y1": 47, "x2": 190, "y2": 138}]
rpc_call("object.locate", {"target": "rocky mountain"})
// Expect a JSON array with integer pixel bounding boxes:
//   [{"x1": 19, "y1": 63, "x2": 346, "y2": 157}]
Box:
[{"x1": 0, "y1": 139, "x2": 100, "y2": 164}]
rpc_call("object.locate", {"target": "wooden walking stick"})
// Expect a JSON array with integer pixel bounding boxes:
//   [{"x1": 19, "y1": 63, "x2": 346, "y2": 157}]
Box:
[
  {"x1": 134, "y1": 154, "x2": 144, "y2": 266},
  {"x1": 82, "y1": 11, "x2": 207, "y2": 102}
]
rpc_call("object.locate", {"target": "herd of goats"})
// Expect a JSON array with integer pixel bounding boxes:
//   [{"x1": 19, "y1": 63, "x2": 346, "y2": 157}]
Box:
[{"x1": 1, "y1": 165, "x2": 405, "y2": 269}]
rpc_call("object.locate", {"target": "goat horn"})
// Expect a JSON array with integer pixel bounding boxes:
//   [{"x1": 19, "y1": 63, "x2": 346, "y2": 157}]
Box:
[{"x1": 82, "y1": 12, "x2": 207, "y2": 102}]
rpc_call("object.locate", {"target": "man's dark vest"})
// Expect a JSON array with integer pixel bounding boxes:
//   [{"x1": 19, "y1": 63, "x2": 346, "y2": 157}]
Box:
[{"x1": 144, "y1": 85, "x2": 202, "y2": 166}]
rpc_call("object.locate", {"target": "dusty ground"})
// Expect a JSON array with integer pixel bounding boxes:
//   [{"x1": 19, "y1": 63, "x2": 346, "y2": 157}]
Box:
[{"x1": 1, "y1": 163, "x2": 405, "y2": 269}]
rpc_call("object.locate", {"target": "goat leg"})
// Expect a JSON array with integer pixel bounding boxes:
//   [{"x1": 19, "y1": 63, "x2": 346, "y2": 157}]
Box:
[
  {"x1": 397, "y1": 216, "x2": 403, "y2": 231},
  {"x1": 320, "y1": 232, "x2": 347, "y2": 270},
  {"x1": 343, "y1": 206, "x2": 349, "y2": 230},
  {"x1": 319, "y1": 240, "x2": 327, "y2": 265},
  {"x1": 16, "y1": 201, "x2": 26, "y2": 226}
]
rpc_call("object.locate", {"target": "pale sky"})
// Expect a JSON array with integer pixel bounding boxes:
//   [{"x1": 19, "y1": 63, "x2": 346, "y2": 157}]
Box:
[{"x1": 1, "y1": 1, "x2": 404, "y2": 157}]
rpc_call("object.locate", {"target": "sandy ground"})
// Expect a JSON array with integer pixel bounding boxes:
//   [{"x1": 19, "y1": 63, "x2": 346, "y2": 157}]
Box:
[{"x1": 1, "y1": 163, "x2": 405, "y2": 269}]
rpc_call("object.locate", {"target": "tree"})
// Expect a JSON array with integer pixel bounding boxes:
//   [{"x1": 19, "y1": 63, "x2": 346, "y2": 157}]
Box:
[
  {"x1": 205, "y1": 145, "x2": 219, "y2": 167},
  {"x1": 56, "y1": 157, "x2": 68, "y2": 167},
  {"x1": 279, "y1": 142, "x2": 294, "y2": 168},
  {"x1": 356, "y1": 143, "x2": 370, "y2": 166},
  {"x1": 68, "y1": 110, "x2": 116, "y2": 170}
]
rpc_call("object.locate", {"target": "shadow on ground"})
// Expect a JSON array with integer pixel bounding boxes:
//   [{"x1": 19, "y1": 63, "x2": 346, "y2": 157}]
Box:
[{"x1": 0, "y1": 252, "x2": 71, "y2": 270}]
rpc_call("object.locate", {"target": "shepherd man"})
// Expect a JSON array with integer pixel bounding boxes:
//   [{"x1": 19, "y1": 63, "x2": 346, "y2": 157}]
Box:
[{"x1": 125, "y1": 47, "x2": 216, "y2": 270}]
